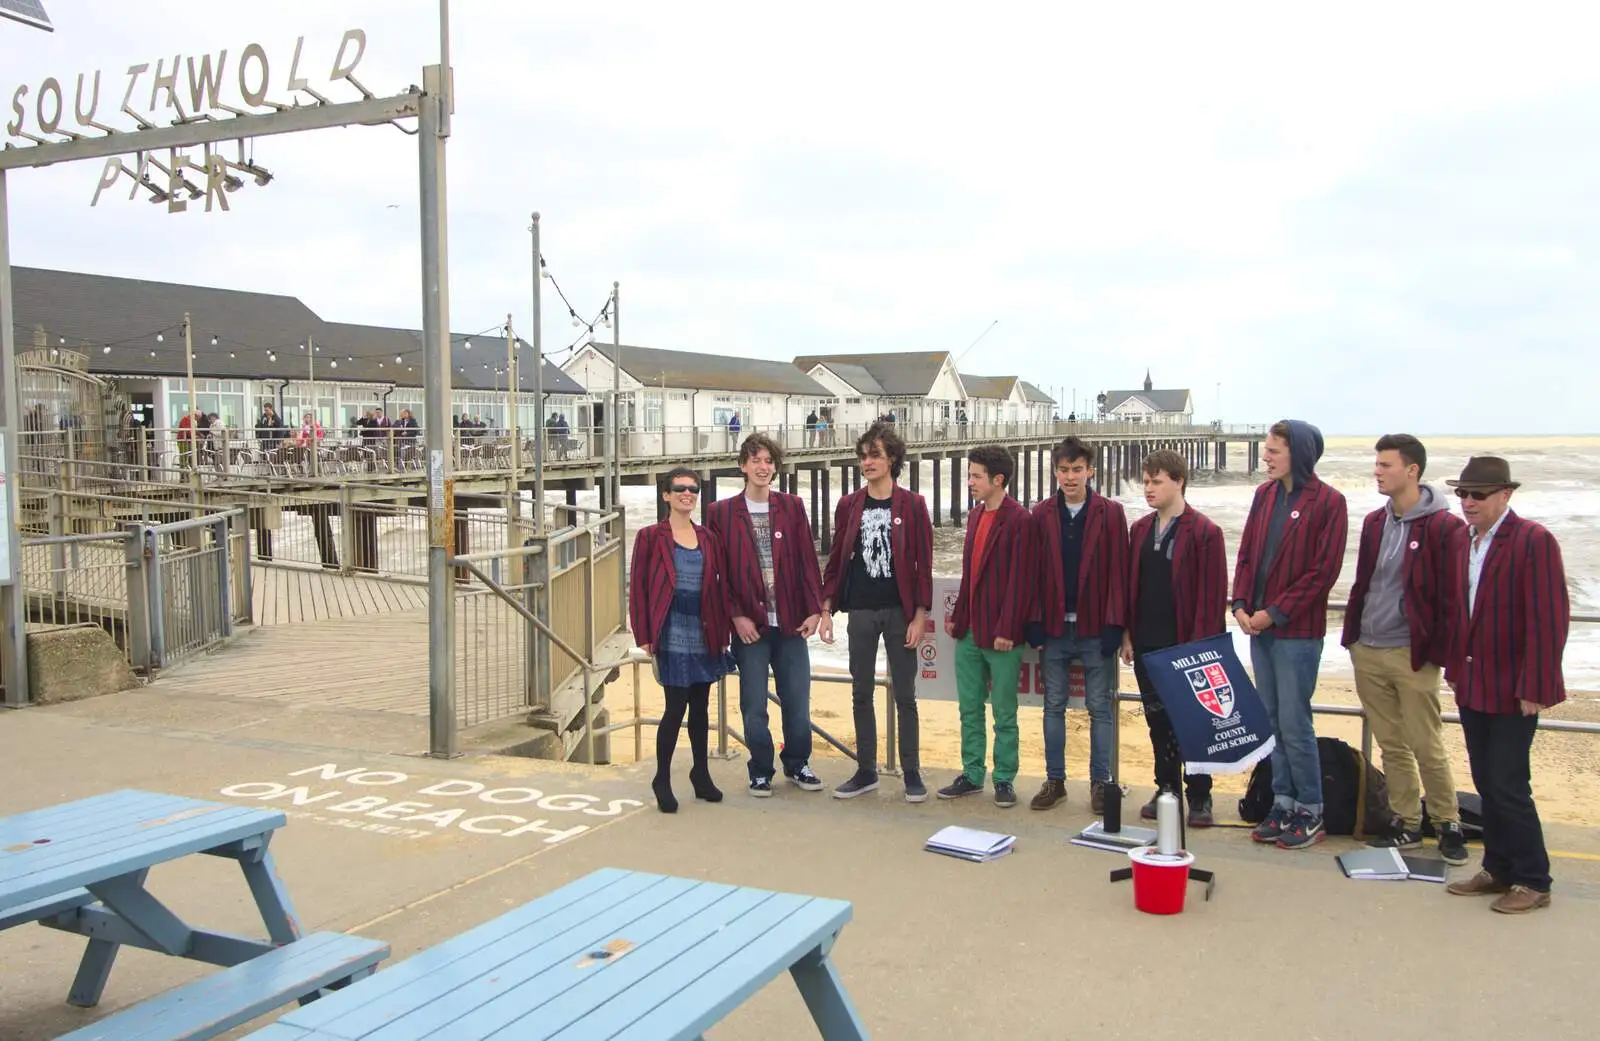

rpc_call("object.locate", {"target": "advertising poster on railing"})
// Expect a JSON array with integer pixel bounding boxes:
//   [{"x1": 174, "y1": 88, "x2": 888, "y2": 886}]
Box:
[{"x1": 913, "y1": 577, "x2": 1089, "y2": 708}]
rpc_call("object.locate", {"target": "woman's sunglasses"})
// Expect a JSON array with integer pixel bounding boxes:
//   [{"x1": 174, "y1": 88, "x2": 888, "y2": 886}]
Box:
[{"x1": 669, "y1": 484, "x2": 700, "y2": 495}]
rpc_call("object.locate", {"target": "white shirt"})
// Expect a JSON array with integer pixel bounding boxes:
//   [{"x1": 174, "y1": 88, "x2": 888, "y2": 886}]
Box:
[
  {"x1": 1467, "y1": 512, "x2": 1508, "y2": 618},
  {"x1": 744, "y1": 496, "x2": 779, "y2": 627}
]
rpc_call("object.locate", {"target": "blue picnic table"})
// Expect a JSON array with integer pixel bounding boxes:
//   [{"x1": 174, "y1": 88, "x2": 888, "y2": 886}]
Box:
[
  {"x1": 0, "y1": 788, "x2": 305, "y2": 1007},
  {"x1": 243, "y1": 866, "x2": 871, "y2": 1040}
]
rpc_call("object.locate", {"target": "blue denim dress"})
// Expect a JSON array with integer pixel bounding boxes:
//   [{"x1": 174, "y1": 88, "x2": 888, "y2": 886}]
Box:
[{"x1": 655, "y1": 544, "x2": 735, "y2": 687}]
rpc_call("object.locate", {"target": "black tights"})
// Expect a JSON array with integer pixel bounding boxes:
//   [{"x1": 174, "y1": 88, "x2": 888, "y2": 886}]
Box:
[{"x1": 657, "y1": 683, "x2": 712, "y2": 779}]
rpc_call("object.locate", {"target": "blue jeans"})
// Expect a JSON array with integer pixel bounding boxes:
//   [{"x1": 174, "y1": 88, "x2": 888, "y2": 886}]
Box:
[
  {"x1": 1041, "y1": 623, "x2": 1116, "y2": 783},
  {"x1": 734, "y1": 629, "x2": 813, "y2": 782},
  {"x1": 1250, "y1": 632, "x2": 1324, "y2": 813}
]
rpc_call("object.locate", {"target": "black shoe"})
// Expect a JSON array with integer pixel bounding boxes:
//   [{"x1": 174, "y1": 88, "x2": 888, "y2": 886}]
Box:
[
  {"x1": 938, "y1": 775, "x2": 983, "y2": 800},
  {"x1": 1437, "y1": 821, "x2": 1470, "y2": 866},
  {"x1": 652, "y1": 776, "x2": 678, "y2": 814},
  {"x1": 689, "y1": 767, "x2": 722, "y2": 803},
  {"x1": 786, "y1": 764, "x2": 824, "y2": 792},
  {"x1": 904, "y1": 771, "x2": 928, "y2": 804},
  {"x1": 994, "y1": 782, "x2": 1017, "y2": 808},
  {"x1": 1367, "y1": 817, "x2": 1423, "y2": 850},
  {"x1": 1187, "y1": 794, "x2": 1214, "y2": 828},
  {"x1": 748, "y1": 777, "x2": 773, "y2": 798},
  {"x1": 832, "y1": 770, "x2": 879, "y2": 799}
]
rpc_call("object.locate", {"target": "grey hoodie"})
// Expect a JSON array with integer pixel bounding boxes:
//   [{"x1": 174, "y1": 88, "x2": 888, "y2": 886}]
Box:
[{"x1": 1358, "y1": 483, "x2": 1452, "y2": 647}]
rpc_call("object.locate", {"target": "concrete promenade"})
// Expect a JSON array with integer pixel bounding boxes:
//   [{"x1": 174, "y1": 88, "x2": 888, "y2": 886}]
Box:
[{"x1": 4, "y1": 688, "x2": 1598, "y2": 1040}]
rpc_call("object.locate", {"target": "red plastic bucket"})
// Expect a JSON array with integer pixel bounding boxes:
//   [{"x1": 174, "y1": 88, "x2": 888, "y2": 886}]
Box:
[{"x1": 1128, "y1": 847, "x2": 1195, "y2": 915}]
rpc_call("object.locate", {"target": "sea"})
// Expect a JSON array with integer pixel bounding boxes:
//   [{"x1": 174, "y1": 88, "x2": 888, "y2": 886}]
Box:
[{"x1": 598, "y1": 435, "x2": 1600, "y2": 690}]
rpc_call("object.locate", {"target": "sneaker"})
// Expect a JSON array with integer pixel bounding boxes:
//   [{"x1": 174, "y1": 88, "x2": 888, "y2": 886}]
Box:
[
  {"x1": 903, "y1": 771, "x2": 928, "y2": 804},
  {"x1": 1139, "y1": 793, "x2": 1161, "y2": 821},
  {"x1": 994, "y1": 782, "x2": 1017, "y2": 808},
  {"x1": 1437, "y1": 822, "x2": 1470, "y2": 866},
  {"x1": 832, "y1": 770, "x2": 879, "y2": 799},
  {"x1": 1251, "y1": 805, "x2": 1291, "y2": 844},
  {"x1": 749, "y1": 778, "x2": 773, "y2": 798},
  {"x1": 1187, "y1": 794, "x2": 1214, "y2": 828},
  {"x1": 1276, "y1": 808, "x2": 1326, "y2": 850},
  {"x1": 937, "y1": 775, "x2": 983, "y2": 800},
  {"x1": 786, "y1": 765, "x2": 824, "y2": 792},
  {"x1": 1367, "y1": 817, "x2": 1423, "y2": 851}
]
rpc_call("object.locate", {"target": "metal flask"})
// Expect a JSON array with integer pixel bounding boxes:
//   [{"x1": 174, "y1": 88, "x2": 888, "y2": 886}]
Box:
[{"x1": 1155, "y1": 791, "x2": 1181, "y2": 855}]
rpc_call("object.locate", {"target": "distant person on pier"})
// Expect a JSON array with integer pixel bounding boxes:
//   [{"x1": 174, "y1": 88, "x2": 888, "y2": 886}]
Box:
[
  {"x1": 1341, "y1": 434, "x2": 1470, "y2": 865},
  {"x1": 1234, "y1": 419, "x2": 1348, "y2": 850},
  {"x1": 805, "y1": 409, "x2": 819, "y2": 447},
  {"x1": 1443, "y1": 456, "x2": 1568, "y2": 914},
  {"x1": 726, "y1": 411, "x2": 741, "y2": 451},
  {"x1": 1027, "y1": 436, "x2": 1130, "y2": 816},
  {"x1": 1119, "y1": 449, "x2": 1228, "y2": 827},
  {"x1": 629, "y1": 466, "x2": 736, "y2": 814},
  {"x1": 709, "y1": 433, "x2": 827, "y2": 798},
  {"x1": 941, "y1": 445, "x2": 1036, "y2": 807},
  {"x1": 820, "y1": 422, "x2": 934, "y2": 802}
]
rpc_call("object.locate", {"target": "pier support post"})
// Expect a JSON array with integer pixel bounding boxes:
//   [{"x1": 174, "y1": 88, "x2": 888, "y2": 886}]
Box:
[
  {"x1": 821, "y1": 467, "x2": 833, "y2": 552},
  {"x1": 950, "y1": 452, "x2": 963, "y2": 526},
  {"x1": 700, "y1": 471, "x2": 716, "y2": 525}
]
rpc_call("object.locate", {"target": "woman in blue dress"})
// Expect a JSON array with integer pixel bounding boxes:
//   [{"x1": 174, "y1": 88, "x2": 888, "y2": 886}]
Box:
[{"x1": 629, "y1": 467, "x2": 736, "y2": 812}]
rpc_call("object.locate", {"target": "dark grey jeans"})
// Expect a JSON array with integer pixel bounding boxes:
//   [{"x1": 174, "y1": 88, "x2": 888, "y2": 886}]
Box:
[{"x1": 846, "y1": 607, "x2": 921, "y2": 775}]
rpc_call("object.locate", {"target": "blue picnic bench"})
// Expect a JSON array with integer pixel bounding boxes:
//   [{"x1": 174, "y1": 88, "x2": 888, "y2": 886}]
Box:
[
  {"x1": 0, "y1": 789, "x2": 388, "y2": 1041},
  {"x1": 242, "y1": 866, "x2": 871, "y2": 1040}
]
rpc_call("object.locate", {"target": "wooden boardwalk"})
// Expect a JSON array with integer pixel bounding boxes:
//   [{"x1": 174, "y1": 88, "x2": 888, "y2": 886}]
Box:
[
  {"x1": 155, "y1": 609, "x2": 433, "y2": 716},
  {"x1": 251, "y1": 565, "x2": 428, "y2": 627}
]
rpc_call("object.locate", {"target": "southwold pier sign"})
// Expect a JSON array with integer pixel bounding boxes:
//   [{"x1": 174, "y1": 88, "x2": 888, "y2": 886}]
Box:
[{"x1": 2, "y1": 28, "x2": 377, "y2": 211}]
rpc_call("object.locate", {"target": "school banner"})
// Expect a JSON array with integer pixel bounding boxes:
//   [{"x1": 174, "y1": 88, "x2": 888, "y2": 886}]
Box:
[
  {"x1": 914, "y1": 577, "x2": 1089, "y2": 708},
  {"x1": 1138, "y1": 634, "x2": 1275, "y2": 775}
]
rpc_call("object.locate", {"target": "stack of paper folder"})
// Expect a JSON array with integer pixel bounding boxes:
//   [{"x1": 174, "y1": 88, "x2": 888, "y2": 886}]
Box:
[{"x1": 925, "y1": 825, "x2": 1016, "y2": 862}]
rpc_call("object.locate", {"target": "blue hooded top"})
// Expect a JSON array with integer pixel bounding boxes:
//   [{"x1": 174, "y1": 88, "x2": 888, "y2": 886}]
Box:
[{"x1": 1244, "y1": 419, "x2": 1325, "y2": 622}]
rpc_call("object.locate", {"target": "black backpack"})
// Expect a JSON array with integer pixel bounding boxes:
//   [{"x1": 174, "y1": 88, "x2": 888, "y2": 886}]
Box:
[{"x1": 1237, "y1": 736, "x2": 1391, "y2": 838}]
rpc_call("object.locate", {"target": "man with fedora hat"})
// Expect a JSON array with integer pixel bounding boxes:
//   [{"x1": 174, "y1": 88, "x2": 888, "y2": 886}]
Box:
[{"x1": 1443, "y1": 455, "x2": 1569, "y2": 914}]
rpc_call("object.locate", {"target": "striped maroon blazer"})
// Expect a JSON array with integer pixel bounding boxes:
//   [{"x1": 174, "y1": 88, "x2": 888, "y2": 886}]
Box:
[
  {"x1": 1231, "y1": 476, "x2": 1349, "y2": 639},
  {"x1": 1340, "y1": 505, "x2": 1467, "y2": 671},
  {"x1": 1126, "y1": 507, "x2": 1229, "y2": 645},
  {"x1": 1446, "y1": 511, "x2": 1569, "y2": 714},
  {"x1": 820, "y1": 484, "x2": 933, "y2": 623},
  {"x1": 628, "y1": 520, "x2": 733, "y2": 656},
  {"x1": 951, "y1": 496, "x2": 1037, "y2": 648},
  {"x1": 1031, "y1": 490, "x2": 1130, "y2": 639},
  {"x1": 706, "y1": 491, "x2": 823, "y2": 636}
]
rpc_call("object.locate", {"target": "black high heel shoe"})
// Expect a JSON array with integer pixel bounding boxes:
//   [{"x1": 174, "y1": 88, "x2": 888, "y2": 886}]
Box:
[
  {"x1": 689, "y1": 766, "x2": 723, "y2": 803},
  {"x1": 652, "y1": 775, "x2": 678, "y2": 814}
]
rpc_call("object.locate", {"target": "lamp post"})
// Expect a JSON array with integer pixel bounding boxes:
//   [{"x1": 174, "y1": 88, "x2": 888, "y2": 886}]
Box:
[{"x1": 529, "y1": 212, "x2": 545, "y2": 535}]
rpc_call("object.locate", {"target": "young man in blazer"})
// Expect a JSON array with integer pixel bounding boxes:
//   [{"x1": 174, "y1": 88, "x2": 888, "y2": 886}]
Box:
[
  {"x1": 1341, "y1": 434, "x2": 1470, "y2": 864},
  {"x1": 707, "y1": 433, "x2": 826, "y2": 798},
  {"x1": 1234, "y1": 419, "x2": 1348, "y2": 850},
  {"x1": 1028, "y1": 436, "x2": 1129, "y2": 815},
  {"x1": 1444, "y1": 456, "x2": 1569, "y2": 914},
  {"x1": 1119, "y1": 449, "x2": 1228, "y2": 826},
  {"x1": 819, "y1": 423, "x2": 934, "y2": 802},
  {"x1": 940, "y1": 445, "x2": 1036, "y2": 807}
]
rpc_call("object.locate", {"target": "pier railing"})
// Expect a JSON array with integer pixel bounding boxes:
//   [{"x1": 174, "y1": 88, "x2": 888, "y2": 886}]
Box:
[{"x1": 18, "y1": 419, "x2": 1262, "y2": 490}]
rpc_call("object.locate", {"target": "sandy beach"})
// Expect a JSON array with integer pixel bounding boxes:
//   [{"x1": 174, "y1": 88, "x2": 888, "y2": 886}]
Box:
[{"x1": 604, "y1": 667, "x2": 1600, "y2": 827}]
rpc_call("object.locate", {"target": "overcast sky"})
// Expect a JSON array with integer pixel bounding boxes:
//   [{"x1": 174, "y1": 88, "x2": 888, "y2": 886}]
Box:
[{"x1": 4, "y1": 2, "x2": 1594, "y2": 433}]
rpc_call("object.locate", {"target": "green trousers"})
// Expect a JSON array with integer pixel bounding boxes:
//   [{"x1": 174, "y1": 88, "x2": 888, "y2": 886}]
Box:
[{"x1": 955, "y1": 634, "x2": 1022, "y2": 785}]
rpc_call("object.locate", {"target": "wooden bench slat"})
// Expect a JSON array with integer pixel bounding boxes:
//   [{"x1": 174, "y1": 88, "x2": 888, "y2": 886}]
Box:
[
  {"x1": 560, "y1": 895, "x2": 851, "y2": 1041},
  {"x1": 0, "y1": 790, "x2": 188, "y2": 847},
  {"x1": 55, "y1": 931, "x2": 389, "y2": 1041},
  {"x1": 457, "y1": 885, "x2": 776, "y2": 1041},
  {"x1": 293, "y1": 869, "x2": 669, "y2": 1037},
  {"x1": 346, "y1": 877, "x2": 743, "y2": 1041},
  {"x1": 0, "y1": 887, "x2": 94, "y2": 931},
  {"x1": 3, "y1": 795, "x2": 278, "y2": 879}
]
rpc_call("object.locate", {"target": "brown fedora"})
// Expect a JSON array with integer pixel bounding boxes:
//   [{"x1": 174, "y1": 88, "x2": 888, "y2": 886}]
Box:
[{"x1": 1446, "y1": 455, "x2": 1520, "y2": 490}]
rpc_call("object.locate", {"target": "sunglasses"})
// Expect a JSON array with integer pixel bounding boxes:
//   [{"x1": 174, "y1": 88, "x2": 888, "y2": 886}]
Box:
[
  {"x1": 1454, "y1": 487, "x2": 1502, "y2": 501},
  {"x1": 669, "y1": 484, "x2": 700, "y2": 495}
]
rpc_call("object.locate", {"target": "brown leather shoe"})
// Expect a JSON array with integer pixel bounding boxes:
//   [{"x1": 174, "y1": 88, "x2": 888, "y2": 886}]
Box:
[
  {"x1": 1491, "y1": 885, "x2": 1551, "y2": 915},
  {"x1": 1446, "y1": 870, "x2": 1511, "y2": 897},
  {"x1": 1030, "y1": 779, "x2": 1067, "y2": 811}
]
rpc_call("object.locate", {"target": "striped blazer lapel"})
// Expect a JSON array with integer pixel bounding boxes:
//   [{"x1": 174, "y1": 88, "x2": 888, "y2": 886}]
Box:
[{"x1": 654, "y1": 521, "x2": 680, "y2": 588}]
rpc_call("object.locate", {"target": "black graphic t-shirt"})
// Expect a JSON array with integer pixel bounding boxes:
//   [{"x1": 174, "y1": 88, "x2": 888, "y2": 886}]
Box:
[{"x1": 843, "y1": 496, "x2": 899, "y2": 611}]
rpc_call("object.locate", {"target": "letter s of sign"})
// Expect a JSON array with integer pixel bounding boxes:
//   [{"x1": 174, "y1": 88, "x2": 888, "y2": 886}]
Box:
[{"x1": 7, "y1": 85, "x2": 28, "y2": 137}]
